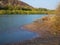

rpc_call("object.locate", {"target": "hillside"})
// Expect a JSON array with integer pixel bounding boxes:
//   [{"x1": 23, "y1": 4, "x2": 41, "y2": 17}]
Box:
[
  {"x1": 0, "y1": 0, "x2": 33, "y2": 10},
  {"x1": 0, "y1": 0, "x2": 54, "y2": 14}
]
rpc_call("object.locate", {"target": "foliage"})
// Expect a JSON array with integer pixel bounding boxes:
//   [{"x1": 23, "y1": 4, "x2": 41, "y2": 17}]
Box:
[{"x1": 0, "y1": 3, "x2": 55, "y2": 15}]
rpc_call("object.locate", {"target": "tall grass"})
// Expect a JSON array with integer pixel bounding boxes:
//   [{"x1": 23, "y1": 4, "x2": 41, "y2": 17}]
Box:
[{"x1": 53, "y1": 4, "x2": 60, "y2": 30}]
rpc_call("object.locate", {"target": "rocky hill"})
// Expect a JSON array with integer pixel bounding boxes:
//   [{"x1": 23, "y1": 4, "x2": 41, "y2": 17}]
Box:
[{"x1": 0, "y1": 0, "x2": 33, "y2": 10}]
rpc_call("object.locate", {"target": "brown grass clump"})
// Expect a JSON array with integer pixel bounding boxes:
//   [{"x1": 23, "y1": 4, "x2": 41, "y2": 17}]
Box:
[{"x1": 22, "y1": 3, "x2": 60, "y2": 38}]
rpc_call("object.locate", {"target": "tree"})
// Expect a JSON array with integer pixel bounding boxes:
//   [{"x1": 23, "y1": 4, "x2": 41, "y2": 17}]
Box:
[{"x1": 6, "y1": 3, "x2": 13, "y2": 10}]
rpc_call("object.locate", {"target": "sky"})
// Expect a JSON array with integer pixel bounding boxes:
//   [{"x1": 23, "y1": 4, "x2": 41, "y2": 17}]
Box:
[{"x1": 21, "y1": 0, "x2": 60, "y2": 9}]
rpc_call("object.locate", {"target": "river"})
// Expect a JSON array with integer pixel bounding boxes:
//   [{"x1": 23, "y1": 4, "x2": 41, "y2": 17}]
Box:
[{"x1": 0, "y1": 14, "x2": 47, "y2": 44}]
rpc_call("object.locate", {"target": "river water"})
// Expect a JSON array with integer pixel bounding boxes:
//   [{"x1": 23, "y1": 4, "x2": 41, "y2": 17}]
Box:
[{"x1": 0, "y1": 14, "x2": 47, "y2": 44}]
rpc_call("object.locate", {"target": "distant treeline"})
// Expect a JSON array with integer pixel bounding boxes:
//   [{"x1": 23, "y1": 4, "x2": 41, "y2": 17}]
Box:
[{"x1": 0, "y1": 5, "x2": 55, "y2": 15}]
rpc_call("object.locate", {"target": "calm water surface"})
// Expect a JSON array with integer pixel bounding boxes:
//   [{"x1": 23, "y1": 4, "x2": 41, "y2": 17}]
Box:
[{"x1": 0, "y1": 14, "x2": 46, "y2": 44}]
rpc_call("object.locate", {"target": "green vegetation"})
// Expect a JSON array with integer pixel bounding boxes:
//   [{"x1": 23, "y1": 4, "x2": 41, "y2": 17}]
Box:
[
  {"x1": 0, "y1": 9, "x2": 55, "y2": 15},
  {"x1": 0, "y1": 4, "x2": 55, "y2": 15},
  {"x1": 0, "y1": 0, "x2": 55, "y2": 15}
]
